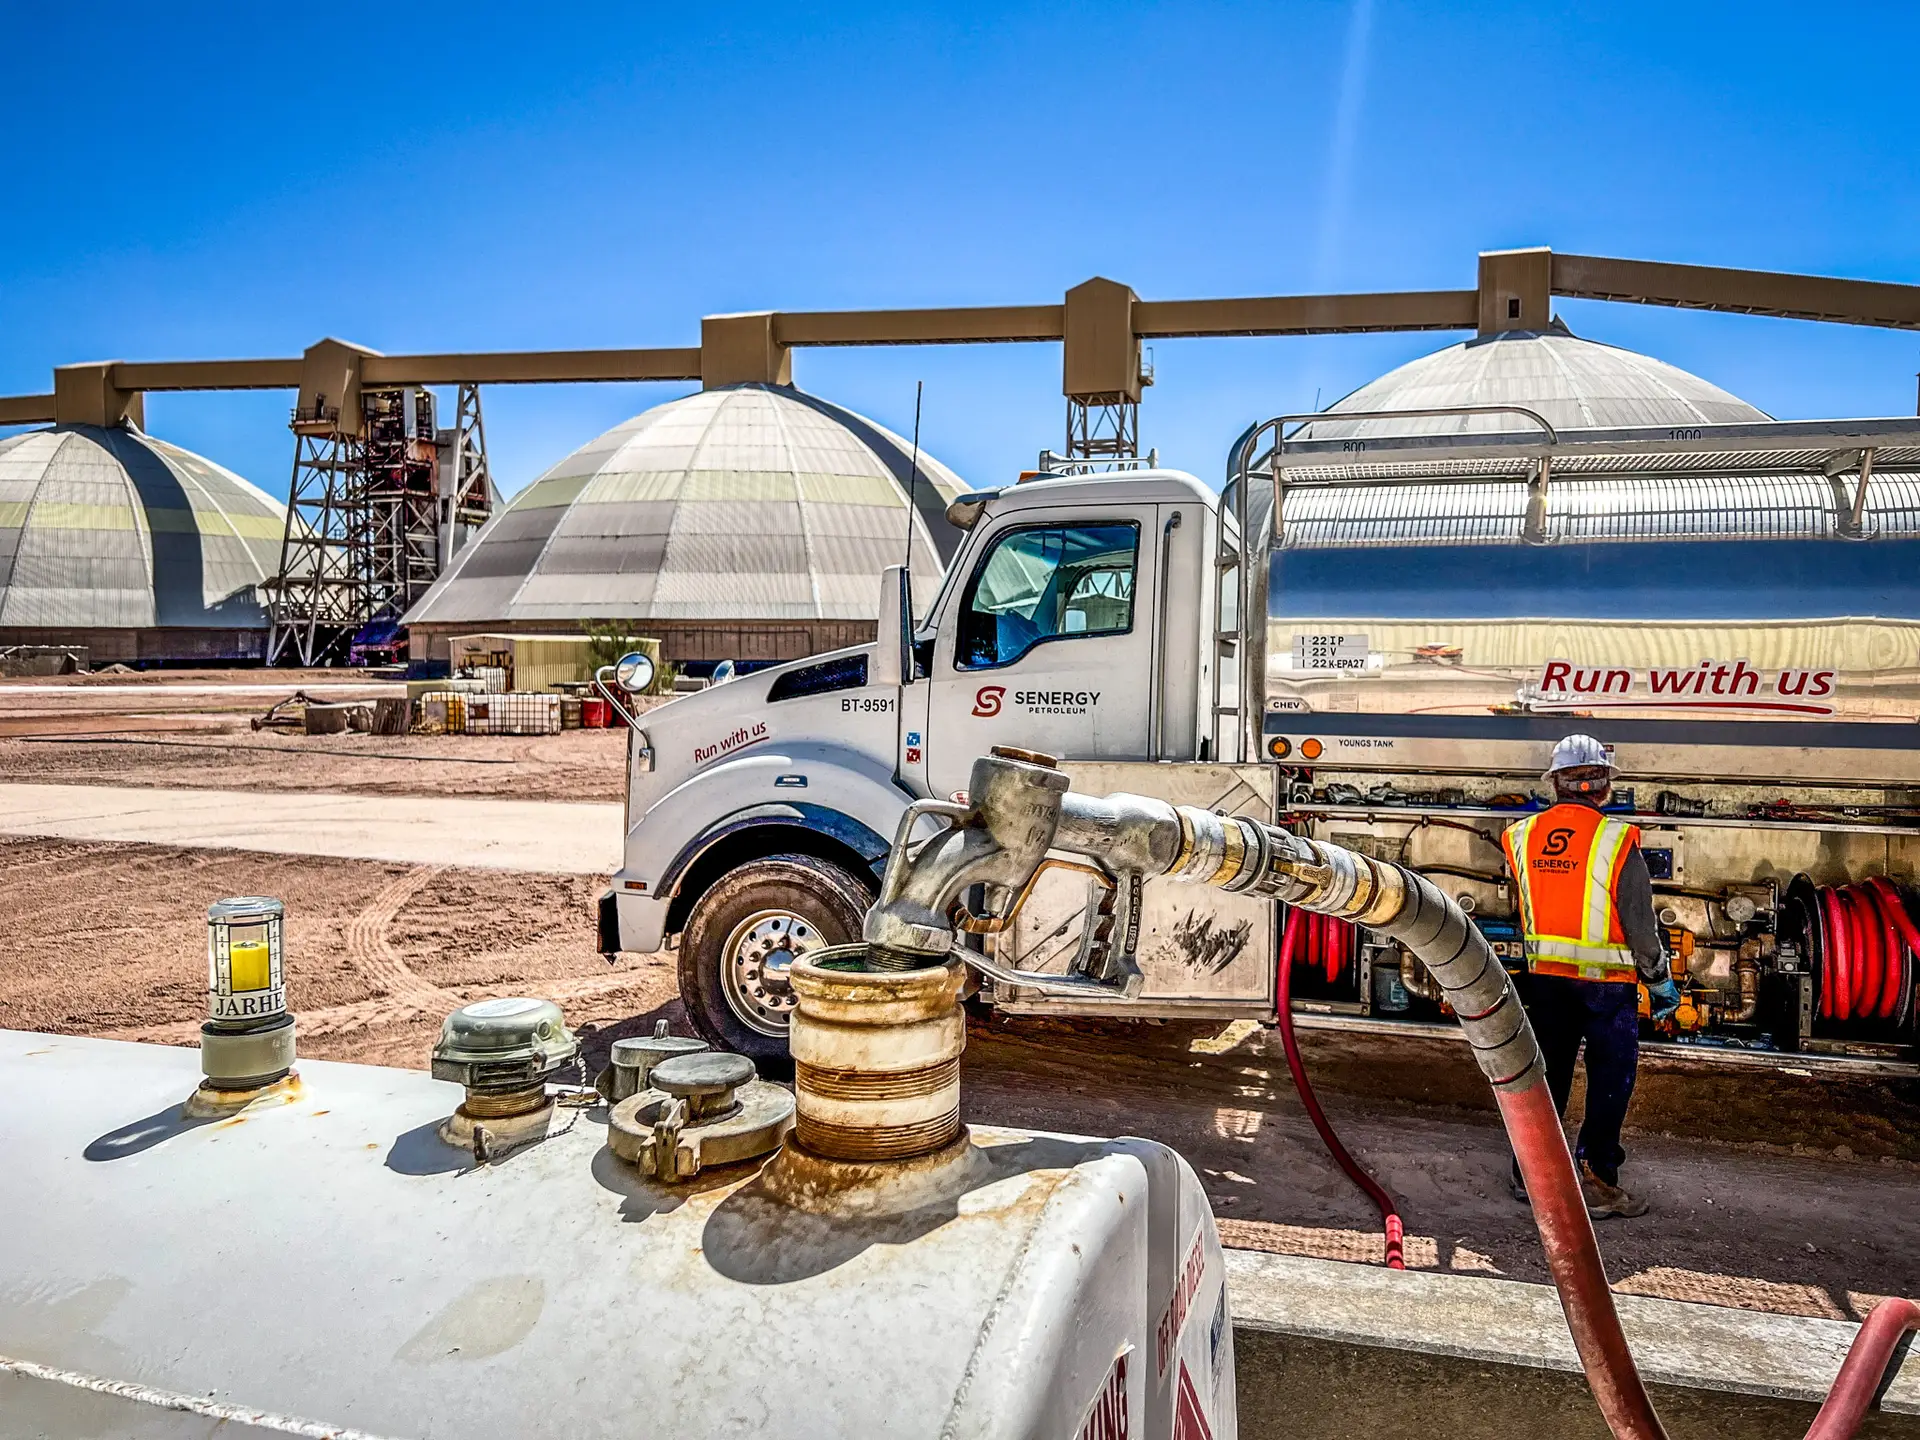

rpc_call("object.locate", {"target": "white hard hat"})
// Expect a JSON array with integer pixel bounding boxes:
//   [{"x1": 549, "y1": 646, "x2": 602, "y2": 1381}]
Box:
[{"x1": 1544, "y1": 733, "x2": 1614, "y2": 779}]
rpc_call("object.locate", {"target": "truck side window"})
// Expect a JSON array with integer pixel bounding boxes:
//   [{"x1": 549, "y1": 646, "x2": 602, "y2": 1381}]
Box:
[{"x1": 956, "y1": 522, "x2": 1139, "y2": 670}]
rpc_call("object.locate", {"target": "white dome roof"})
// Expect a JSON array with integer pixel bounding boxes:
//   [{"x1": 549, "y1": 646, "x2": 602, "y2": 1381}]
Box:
[
  {"x1": 0, "y1": 425, "x2": 284, "y2": 628},
  {"x1": 406, "y1": 384, "x2": 965, "y2": 628},
  {"x1": 1298, "y1": 323, "x2": 1769, "y2": 439}
]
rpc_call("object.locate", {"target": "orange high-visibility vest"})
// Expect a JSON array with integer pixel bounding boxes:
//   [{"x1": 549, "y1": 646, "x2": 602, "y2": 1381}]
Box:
[{"x1": 1501, "y1": 803, "x2": 1641, "y2": 983}]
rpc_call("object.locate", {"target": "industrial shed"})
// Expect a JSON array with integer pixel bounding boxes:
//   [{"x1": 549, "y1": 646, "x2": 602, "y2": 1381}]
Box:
[
  {"x1": 404, "y1": 383, "x2": 966, "y2": 667},
  {"x1": 0, "y1": 423, "x2": 286, "y2": 665}
]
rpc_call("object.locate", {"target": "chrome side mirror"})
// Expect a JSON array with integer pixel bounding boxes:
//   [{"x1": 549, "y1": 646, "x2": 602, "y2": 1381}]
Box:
[{"x1": 613, "y1": 650, "x2": 656, "y2": 694}]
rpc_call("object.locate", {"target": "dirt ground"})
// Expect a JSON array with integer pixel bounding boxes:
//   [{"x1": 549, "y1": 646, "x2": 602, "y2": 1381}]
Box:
[
  {"x1": 954, "y1": 1016, "x2": 1920, "y2": 1321},
  {"x1": 0, "y1": 836, "x2": 659, "y2": 1067},
  {"x1": 0, "y1": 672, "x2": 639, "y2": 801},
  {"x1": 2, "y1": 670, "x2": 1915, "y2": 1324}
]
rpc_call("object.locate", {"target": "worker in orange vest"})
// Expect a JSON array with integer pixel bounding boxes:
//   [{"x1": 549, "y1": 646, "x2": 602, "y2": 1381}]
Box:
[{"x1": 1501, "y1": 734, "x2": 1682, "y2": 1219}]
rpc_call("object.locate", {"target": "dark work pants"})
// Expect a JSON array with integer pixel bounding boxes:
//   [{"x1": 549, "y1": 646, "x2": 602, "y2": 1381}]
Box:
[{"x1": 1522, "y1": 975, "x2": 1641, "y2": 1185}]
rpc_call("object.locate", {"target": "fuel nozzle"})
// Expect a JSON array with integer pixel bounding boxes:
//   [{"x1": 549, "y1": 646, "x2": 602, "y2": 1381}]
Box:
[{"x1": 863, "y1": 747, "x2": 1071, "y2": 969}]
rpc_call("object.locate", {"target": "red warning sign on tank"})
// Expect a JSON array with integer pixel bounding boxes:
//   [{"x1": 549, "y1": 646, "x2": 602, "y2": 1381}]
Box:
[
  {"x1": 1075, "y1": 1346, "x2": 1130, "y2": 1440},
  {"x1": 1173, "y1": 1359, "x2": 1215, "y2": 1440},
  {"x1": 1156, "y1": 1229, "x2": 1209, "y2": 1378}
]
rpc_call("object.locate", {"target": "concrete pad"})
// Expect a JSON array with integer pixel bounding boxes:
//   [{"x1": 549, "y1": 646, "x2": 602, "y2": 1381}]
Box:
[
  {"x1": 1226, "y1": 1249, "x2": 1919, "y2": 1414},
  {"x1": 0, "y1": 782, "x2": 621, "y2": 874}
]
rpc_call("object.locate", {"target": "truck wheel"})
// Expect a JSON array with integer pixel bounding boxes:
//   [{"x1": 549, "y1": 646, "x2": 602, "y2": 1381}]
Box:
[{"x1": 678, "y1": 853, "x2": 874, "y2": 1067}]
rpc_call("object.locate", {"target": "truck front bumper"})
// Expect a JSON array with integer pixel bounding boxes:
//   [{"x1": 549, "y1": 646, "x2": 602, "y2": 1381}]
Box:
[{"x1": 597, "y1": 886, "x2": 670, "y2": 957}]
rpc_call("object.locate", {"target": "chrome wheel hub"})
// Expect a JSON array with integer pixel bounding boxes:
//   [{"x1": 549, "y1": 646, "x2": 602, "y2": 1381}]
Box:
[{"x1": 720, "y1": 909, "x2": 823, "y2": 1037}]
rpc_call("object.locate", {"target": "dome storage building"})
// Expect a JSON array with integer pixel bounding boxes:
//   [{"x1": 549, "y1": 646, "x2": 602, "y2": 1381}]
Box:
[
  {"x1": 1296, "y1": 319, "x2": 1769, "y2": 439},
  {"x1": 0, "y1": 424, "x2": 287, "y2": 665},
  {"x1": 404, "y1": 383, "x2": 966, "y2": 667}
]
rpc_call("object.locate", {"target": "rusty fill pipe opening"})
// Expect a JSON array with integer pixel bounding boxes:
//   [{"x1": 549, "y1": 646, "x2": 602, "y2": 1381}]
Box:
[{"x1": 787, "y1": 950, "x2": 967, "y2": 1163}]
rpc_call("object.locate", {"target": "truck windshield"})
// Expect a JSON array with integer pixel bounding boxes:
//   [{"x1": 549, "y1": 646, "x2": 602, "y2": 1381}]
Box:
[{"x1": 956, "y1": 522, "x2": 1139, "y2": 669}]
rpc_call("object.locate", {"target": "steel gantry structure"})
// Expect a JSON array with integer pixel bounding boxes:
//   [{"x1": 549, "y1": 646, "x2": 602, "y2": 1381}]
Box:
[{"x1": 4, "y1": 245, "x2": 1919, "y2": 659}]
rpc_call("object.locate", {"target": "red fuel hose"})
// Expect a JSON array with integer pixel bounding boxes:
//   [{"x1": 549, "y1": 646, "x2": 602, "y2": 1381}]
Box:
[
  {"x1": 1498, "y1": 1079, "x2": 1667, "y2": 1440},
  {"x1": 1503, "y1": 1077, "x2": 1920, "y2": 1440},
  {"x1": 1277, "y1": 909, "x2": 1404, "y2": 1269},
  {"x1": 1805, "y1": 1297, "x2": 1920, "y2": 1440},
  {"x1": 1280, "y1": 856, "x2": 1916, "y2": 1438},
  {"x1": 1816, "y1": 881, "x2": 1916, "y2": 1024},
  {"x1": 1843, "y1": 890, "x2": 1867, "y2": 1019},
  {"x1": 1864, "y1": 877, "x2": 1917, "y2": 1018},
  {"x1": 1824, "y1": 888, "x2": 1850, "y2": 1022}
]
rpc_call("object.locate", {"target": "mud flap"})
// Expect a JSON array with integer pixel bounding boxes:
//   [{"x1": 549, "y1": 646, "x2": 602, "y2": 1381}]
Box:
[{"x1": 597, "y1": 888, "x2": 622, "y2": 958}]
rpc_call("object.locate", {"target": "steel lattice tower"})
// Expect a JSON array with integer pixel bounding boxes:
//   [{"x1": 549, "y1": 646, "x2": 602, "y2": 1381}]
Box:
[
  {"x1": 265, "y1": 422, "x2": 370, "y2": 666},
  {"x1": 266, "y1": 385, "x2": 493, "y2": 665},
  {"x1": 1065, "y1": 393, "x2": 1141, "y2": 462}
]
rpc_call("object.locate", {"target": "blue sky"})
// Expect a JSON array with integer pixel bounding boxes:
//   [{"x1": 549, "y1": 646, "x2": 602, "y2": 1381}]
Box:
[{"x1": 3, "y1": 2, "x2": 1916, "y2": 500}]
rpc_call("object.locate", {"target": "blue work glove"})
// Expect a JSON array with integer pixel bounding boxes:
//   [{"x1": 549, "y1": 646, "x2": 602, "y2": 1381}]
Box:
[{"x1": 1646, "y1": 978, "x2": 1683, "y2": 1022}]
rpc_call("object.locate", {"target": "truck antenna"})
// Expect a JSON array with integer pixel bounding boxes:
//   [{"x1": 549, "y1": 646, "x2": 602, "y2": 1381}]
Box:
[{"x1": 903, "y1": 380, "x2": 924, "y2": 571}]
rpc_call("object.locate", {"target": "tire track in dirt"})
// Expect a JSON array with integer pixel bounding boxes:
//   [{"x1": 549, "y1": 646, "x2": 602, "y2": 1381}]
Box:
[
  {"x1": 100, "y1": 864, "x2": 654, "y2": 1047},
  {"x1": 544, "y1": 968, "x2": 653, "y2": 1002},
  {"x1": 341, "y1": 865, "x2": 449, "y2": 1009},
  {"x1": 0, "y1": 840, "x2": 138, "y2": 878}
]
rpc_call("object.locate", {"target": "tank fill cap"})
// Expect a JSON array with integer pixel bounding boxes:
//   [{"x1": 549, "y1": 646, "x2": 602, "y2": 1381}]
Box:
[{"x1": 432, "y1": 997, "x2": 578, "y2": 1092}]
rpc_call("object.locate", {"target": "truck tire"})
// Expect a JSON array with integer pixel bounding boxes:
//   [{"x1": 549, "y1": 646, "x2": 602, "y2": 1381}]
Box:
[{"x1": 678, "y1": 853, "x2": 874, "y2": 1068}]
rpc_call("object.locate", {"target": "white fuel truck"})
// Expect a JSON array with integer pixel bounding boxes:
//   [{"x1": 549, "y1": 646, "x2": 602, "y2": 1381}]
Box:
[{"x1": 601, "y1": 408, "x2": 1920, "y2": 1072}]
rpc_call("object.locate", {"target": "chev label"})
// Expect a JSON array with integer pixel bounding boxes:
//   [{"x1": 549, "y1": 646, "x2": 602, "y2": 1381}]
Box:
[
  {"x1": 1156, "y1": 1229, "x2": 1209, "y2": 1379},
  {"x1": 693, "y1": 721, "x2": 767, "y2": 766}
]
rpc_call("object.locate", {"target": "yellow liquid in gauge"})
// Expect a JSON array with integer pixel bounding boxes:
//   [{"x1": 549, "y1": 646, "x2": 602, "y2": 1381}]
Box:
[{"x1": 229, "y1": 940, "x2": 272, "y2": 993}]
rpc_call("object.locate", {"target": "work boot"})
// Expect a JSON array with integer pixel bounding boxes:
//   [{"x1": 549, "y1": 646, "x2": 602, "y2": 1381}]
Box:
[
  {"x1": 1509, "y1": 1159, "x2": 1528, "y2": 1204},
  {"x1": 1579, "y1": 1161, "x2": 1649, "y2": 1219}
]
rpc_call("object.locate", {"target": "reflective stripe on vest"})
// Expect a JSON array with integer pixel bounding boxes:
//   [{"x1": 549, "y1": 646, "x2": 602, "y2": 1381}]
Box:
[{"x1": 1502, "y1": 805, "x2": 1641, "y2": 983}]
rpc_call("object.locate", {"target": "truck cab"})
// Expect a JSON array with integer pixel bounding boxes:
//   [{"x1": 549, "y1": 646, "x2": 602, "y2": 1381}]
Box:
[{"x1": 602, "y1": 467, "x2": 1225, "y2": 1060}]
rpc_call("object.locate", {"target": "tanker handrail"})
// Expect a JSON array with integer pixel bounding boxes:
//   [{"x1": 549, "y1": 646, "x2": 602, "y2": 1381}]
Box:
[
  {"x1": 1255, "y1": 413, "x2": 1920, "y2": 478},
  {"x1": 1246, "y1": 404, "x2": 1560, "y2": 480},
  {"x1": 1275, "y1": 403, "x2": 1559, "y2": 448}
]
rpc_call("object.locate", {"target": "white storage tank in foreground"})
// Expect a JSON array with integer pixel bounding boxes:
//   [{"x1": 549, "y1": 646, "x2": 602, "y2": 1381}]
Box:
[{"x1": 0, "y1": 1030, "x2": 1234, "y2": 1439}]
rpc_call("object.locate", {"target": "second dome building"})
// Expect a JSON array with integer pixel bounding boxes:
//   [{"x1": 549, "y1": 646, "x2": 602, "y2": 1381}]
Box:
[{"x1": 405, "y1": 384, "x2": 965, "y2": 667}]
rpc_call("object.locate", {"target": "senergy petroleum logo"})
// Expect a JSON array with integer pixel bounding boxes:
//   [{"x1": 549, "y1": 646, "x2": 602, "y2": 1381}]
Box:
[{"x1": 973, "y1": 684, "x2": 1102, "y2": 718}]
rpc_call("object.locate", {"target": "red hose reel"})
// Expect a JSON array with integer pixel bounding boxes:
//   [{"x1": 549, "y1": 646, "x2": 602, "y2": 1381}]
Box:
[
  {"x1": 1292, "y1": 910, "x2": 1356, "y2": 984},
  {"x1": 1785, "y1": 875, "x2": 1918, "y2": 1030}
]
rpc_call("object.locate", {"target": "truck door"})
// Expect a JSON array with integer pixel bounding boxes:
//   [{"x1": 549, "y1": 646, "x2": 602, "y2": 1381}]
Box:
[{"x1": 926, "y1": 509, "x2": 1156, "y2": 801}]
